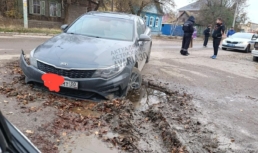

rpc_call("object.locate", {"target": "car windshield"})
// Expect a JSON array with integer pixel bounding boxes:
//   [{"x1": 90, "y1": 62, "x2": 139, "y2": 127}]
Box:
[
  {"x1": 231, "y1": 33, "x2": 253, "y2": 39},
  {"x1": 66, "y1": 15, "x2": 134, "y2": 41}
]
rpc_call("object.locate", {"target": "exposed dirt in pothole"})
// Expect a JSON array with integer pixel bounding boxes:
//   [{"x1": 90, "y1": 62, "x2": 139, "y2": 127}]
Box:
[{"x1": 0, "y1": 60, "x2": 221, "y2": 153}]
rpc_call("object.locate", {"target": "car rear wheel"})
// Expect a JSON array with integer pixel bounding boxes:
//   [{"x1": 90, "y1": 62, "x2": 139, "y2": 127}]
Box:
[
  {"x1": 146, "y1": 43, "x2": 152, "y2": 63},
  {"x1": 245, "y1": 45, "x2": 250, "y2": 53},
  {"x1": 253, "y1": 56, "x2": 258, "y2": 62},
  {"x1": 222, "y1": 47, "x2": 227, "y2": 50},
  {"x1": 125, "y1": 67, "x2": 142, "y2": 96}
]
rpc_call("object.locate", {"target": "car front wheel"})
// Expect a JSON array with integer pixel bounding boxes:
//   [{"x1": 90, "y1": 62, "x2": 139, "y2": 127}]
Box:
[
  {"x1": 124, "y1": 67, "x2": 142, "y2": 96},
  {"x1": 253, "y1": 56, "x2": 258, "y2": 62},
  {"x1": 222, "y1": 47, "x2": 227, "y2": 50},
  {"x1": 245, "y1": 45, "x2": 251, "y2": 53}
]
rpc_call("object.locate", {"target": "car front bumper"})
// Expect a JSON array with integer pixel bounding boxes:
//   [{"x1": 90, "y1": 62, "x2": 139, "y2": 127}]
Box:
[
  {"x1": 252, "y1": 49, "x2": 258, "y2": 57},
  {"x1": 222, "y1": 43, "x2": 246, "y2": 50},
  {"x1": 20, "y1": 53, "x2": 131, "y2": 100}
]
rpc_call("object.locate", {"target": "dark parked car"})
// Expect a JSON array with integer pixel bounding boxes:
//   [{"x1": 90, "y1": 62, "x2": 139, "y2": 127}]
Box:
[
  {"x1": 20, "y1": 11, "x2": 152, "y2": 99},
  {"x1": 0, "y1": 111, "x2": 40, "y2": 153}
]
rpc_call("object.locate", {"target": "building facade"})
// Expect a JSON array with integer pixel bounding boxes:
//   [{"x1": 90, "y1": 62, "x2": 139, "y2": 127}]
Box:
[{"x1": 139, "y1": 3, "x2": 164, "y2": 34}]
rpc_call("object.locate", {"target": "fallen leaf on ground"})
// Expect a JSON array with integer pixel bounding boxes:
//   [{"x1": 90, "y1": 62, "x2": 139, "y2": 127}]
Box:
[
  {"x1": 7, "y1": 112, "x2": 13, "y2": 115},
  {"x1": 26, "y1": 130, "x2": 34, "y2": 134}
]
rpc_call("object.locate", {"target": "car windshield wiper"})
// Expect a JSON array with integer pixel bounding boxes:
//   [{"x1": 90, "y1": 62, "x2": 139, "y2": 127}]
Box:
[
  {"x1": 66, "y1": 32, "x2": 102, "y2": 38},
  {"x1": 83, "y1": 34, "x2": 102, "y2": 38},
  {"x1": 66, "y1": 32, "x2": 75, "y2": 35},
  {"x1": 0, "y1": 111, "x2": 40, "y2": 153}
]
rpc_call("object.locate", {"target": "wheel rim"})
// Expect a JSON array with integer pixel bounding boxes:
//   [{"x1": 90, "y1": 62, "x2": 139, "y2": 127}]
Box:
[
  {"x1": 129, "y1": 72, "x2": 140, "y2": 90},
  {"x1": 247, "y1": 45, "x2": 250, "y2": 52}
]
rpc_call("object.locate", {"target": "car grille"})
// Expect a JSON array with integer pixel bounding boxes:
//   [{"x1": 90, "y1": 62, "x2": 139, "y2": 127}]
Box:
[
  {"x1": 226, "y1": 41, "x2": 238, "y2": 44},
  {"x1": 37, "y1": 61, "x2": 95, "y2": 78}
]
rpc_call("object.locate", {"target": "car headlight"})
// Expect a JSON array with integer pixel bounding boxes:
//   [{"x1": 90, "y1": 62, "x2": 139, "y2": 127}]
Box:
[
  {"x1": 92, "y1": 63, "x2": 126, "y2": 79},
  {"x1": 30, "y1": 49, "x2": 37, "y2": 67}
]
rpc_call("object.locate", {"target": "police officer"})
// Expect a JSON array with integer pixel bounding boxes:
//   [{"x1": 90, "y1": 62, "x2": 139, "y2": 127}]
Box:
[
  {"x1": 180, "y1": 16, "x2": 195, "y2": 56},
  {"x1": 211, "y1": 17, "x2": 225, "y2": 59}
]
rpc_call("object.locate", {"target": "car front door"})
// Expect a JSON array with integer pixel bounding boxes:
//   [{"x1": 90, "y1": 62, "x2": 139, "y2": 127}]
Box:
[{"x1": 136, "y1": 18, "x2": 151, "y2": 71}]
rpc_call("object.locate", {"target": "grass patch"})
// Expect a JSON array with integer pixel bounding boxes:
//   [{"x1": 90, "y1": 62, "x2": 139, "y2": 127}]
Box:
[{"x1": 0, "y1": 26, "x2": 61, "y2": 35}]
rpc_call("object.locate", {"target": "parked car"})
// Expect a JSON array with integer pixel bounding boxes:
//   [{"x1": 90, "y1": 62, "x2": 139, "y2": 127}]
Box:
[
  {"x1": 221, "y1": 32, "x2": 257, "y2": 53},
  {"x1": 252, "y1": 41, "x2": 258, "y2": 61},
  {"x1": 20, "y1": 11, "x2": 152, "y2": 100},
  {"x1": 0, "y1": 111, "x2": 40, "y2": 153}
]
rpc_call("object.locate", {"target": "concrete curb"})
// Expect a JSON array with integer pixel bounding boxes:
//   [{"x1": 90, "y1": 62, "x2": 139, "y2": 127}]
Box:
[
  {"x1": 0, "y1": 32, "x2": 57, "y2": 37},
  {"x1": 153, "y1": 35, "x2": 205, "y2": 41}
]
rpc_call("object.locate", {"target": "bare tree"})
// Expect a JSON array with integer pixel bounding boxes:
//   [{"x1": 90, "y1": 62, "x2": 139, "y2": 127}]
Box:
[
  {"x1": 195, "y1": 0, "x2": 248, "y2": 27},
  {"x1": 109, "y1": 0, "x2": 175, "y2": 15}
]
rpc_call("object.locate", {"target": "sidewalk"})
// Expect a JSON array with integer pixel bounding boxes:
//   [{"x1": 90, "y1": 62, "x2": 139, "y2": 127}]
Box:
[{"x1": 0, "y1": 31, "x2": 57, "y2": 37}]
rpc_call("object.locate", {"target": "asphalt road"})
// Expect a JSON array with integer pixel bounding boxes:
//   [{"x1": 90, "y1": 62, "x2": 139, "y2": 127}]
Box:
[
  {"x1": 1, "y1": 35, "x2": 258, "y2": 152},
  {"x1": 0, "y1": 35, "x2": 51, "y2": 55}
]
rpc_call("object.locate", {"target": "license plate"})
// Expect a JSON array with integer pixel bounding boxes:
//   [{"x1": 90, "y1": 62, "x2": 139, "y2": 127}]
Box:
[
  {"x1": 61, "y1": 80, "x2": 78, "y2": 89},
  {"x1": 228, "y1": 44, "x2": 235, "y2": 47}
]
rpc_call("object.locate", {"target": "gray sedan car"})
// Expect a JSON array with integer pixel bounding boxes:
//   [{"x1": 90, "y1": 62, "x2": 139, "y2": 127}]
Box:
[{"x1": 20, "y1": 11, "x2": 152, "y2": 100}]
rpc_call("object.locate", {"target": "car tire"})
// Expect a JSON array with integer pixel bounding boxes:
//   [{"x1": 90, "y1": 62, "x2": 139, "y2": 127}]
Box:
[
  {"x1": 125, "y1": 67, "x2": 142, "y2": 96},
  {"x1": 222, "y1": 47, "x2": 227, "y2": 50},
  {"x1": 245, "y1": 45, "x2": 250, "y2": 53},
  {"x1": 146, "y1": 43, "x2": 152, "y2": 63},
  {"x1": 253, "y1": 56, "x2": 258, "y2": 62}
]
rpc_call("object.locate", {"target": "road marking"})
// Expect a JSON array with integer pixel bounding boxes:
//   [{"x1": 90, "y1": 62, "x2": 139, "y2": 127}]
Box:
[
  {"x1": 13, "y1": 35, "x2": 52, "y2": 38},
  {"x1": 0, "y1": 49, "x2": 14, "y2": 51},
  {"x1": 0, "y1": 54, "x2": 20, "y2": 60},
  {"x1": 0, "y1": 35, "x2": 52, "y2": 39}
]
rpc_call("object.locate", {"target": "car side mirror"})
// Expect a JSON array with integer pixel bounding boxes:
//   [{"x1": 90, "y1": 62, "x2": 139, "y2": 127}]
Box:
[
  {"x1": 138, "y1": 34, "x2": 151, "y2": 41},
  {"x1": 61, "y1": 24, "x2": 68, "y2": 32}
]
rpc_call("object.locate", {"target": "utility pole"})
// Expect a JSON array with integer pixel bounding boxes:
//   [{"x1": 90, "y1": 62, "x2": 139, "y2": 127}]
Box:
[
  {"x1": 232, "y1": 2, "x2": 238, "y2": 28},
  {"x1": 111, "y1": 0, "x2": 113, "y2": 11},
  {"x1": 23, "y1": 0, "x2": 28, "y2": 28}
]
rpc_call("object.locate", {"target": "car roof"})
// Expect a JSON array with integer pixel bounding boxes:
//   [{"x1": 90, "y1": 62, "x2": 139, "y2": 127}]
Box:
[
  {"x1": 85, "y1": 11, "x2": 139, "y2": 21},
  {"x1": 235, "y1": 32, "x2": 254, "y2": 35}
]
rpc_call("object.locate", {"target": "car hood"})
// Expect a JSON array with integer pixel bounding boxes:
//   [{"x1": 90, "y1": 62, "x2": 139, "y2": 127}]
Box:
[
  {"x1": 34, "y1": 33, "x2": 134, "y2": 69},
  {"x1": 225, "y1": 37, "x2": 250, "y2": 42}
]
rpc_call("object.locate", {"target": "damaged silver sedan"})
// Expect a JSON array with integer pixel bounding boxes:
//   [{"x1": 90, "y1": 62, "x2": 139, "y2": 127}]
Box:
[{"x1": 20, "y1": 11, "x2": 152, "y2": 100}]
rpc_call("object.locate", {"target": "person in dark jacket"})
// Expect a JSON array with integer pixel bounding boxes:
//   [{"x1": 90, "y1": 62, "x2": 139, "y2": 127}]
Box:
[
  {"x1": 227, "y1": 27, "x2": 235, "y2": 37},
  {"x1": 203, "y1": 24, "x2": 211, "y2": 47},
  {"x1": 211, "y1": 17, "x2": 225, "y2": 59},
  {"x1": 180, "y1": 16, "x2": 195, "y2": 56}
]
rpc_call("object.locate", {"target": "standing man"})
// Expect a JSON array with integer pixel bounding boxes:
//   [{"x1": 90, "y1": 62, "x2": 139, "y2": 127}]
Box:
[
  {"x1": 211, "y1": 18, "x2": 225, "y2": 59},
  {"x1": 180, "y1": 16, "x2": 195, "y2": 56},
  {"x1": 203, "y1": 24, "x2": 211, "y2": 47},
  {"x1": 227, "y1": 27, "x2": 235, "y2": 37}
]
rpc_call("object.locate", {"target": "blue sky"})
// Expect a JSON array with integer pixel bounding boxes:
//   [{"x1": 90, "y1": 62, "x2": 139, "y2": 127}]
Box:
[{"x1": 175, "y1": 0, "x2": 258, "y2": 23}]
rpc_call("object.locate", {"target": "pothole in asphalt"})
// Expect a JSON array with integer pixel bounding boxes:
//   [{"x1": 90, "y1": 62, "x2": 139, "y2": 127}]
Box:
[{"x1": 127, "y1": 87, "x2": 167, "y2": 111}]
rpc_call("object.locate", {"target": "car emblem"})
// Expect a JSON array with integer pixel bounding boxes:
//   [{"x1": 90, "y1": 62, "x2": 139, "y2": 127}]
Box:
[{"x1": 60, "y1": 62, "x2": 68, "y2": 66}]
